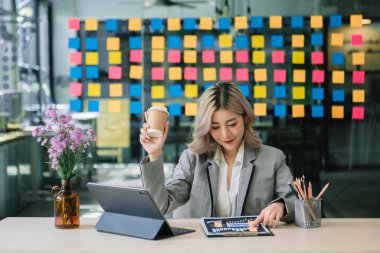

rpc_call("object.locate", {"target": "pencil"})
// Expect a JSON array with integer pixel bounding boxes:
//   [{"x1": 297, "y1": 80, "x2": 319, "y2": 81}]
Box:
[
  {"x1": 288, "y1": 182, "x2": 300, "y2": 199},
  {"x1": 316, "y1": 183, "x2": 330, "y2": 199},
  {"x1": 308, "y1": 182, "x2": 313, "y2": 200}
]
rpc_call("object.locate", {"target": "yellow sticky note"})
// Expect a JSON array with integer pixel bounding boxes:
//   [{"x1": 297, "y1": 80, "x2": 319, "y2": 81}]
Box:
[
  {"x1": 292, "y1": 86, "x2": 305, "y2": 99},
  {"x1": 203, "y1": 68, "x2": 216, "y2": 81},
  {"x1": 292, "y1": 35, "x2": 304, "y2": 48},
  {"x1": 292, "y1": 105, "x2": 305, "y2": 118},
  {"x1": 332, "y1": 70, "x2": 345, "y2": 84},
  {"x1": 86, "y1": 52, "x2": 98, "y2": 65},
  {"x1": 167, "y1": 18, "x2": 181, "y2": 31},
  {"x1": 109, "y1": 51, "x2": 122, "y2": 65},
  {"x1": 251, "y1": 35, "x2": 264, "y2": 48},
  {"x1": 252, "y1": 51, "x2": 265, "y2": 64},
  {"x1": 107, "y1": 37, "x2": 120, "y2": 51},
  {"x1": 109, "y1": 84, "x2": 123, "y2": 97},
  {"x1": 185, "y1": 103, "x2": 197, "y2": 116},
  {"x1": 184, "y1": 35, "x2": 197, "y2": 49},
  {"x1": 185, "y1": 84, "x2": 198, "y2": 98},
  {"x1": 108, "y1": 100, "x2": 121, "y2": 113},
  {"x1": 310, "y1": 15, "x2": 323, "y2": 29},
  {"x1": 269, "y1": 16, "x2": 282, "y2": 29},
  {"x1": 151, "y1": 49, "x2": 165, "y2": 63},
  {"x1": 85, "y1": 18, "x2": 98, "y2": 31},
  {"x1": 151, "y1": 85, "x2": 165, "y2": 99},
  {"x1": 130, "y1": 65, "x2": 143, "y2": 79},
  {"x1": 169, "y1": 67, "x2": 182, "y2": 80},
  {"x1": 129, "y1": 18, "x2": 141, "y2": 31},
  {"x1": 219, "y1": 34, "x2": 232, "y2": 48},
  {"x1": 220, "y1": 50, "x2": 233, "y2": 64},
  {"x1": 293, "y1": 69, "x2": 306, "y2": 83},
  {"x1": 151, "y1": 102, "x2": 165, "y2": 107},
  {"x1": 332, "y1": 106, "x2": 344, "y2": 119},
  {"x1": 152, "y1": 36, "x2": 165, "y2": 49},
  {"x1": 88, "y1": 83, "x2": 101, "y2": 97},
  {"x1": 254, "y1": 86, "x2": 267, "y2": 98},
  {"x1": 352, "y1": 89, "x2": 365, "y2": 103},
  {"x1": 235, "y1": 16, "x2": 248, "y2": 29},
  {"x1": 292, "y1": 51, "x2": 305, "y2": 64},
  {"x1": 352, "y1": 52, "x2": 365, "y2": 65},
  {"x1": 254, "y1": 68, "x2": 267, "y2": 82},
  {"x1": 184, "y1": 50, "x2": 197, "y2": 64},
  {"x1": 200, "y1": 17, "x2": 213, "y2": 30},
  {"x1": 350, "y1": 14, "x2": 362, "y2": 28},
  {"x1": 331, "y1": 33, "x2": 343, "y2": 46},
  {"x1": 254, "y1": 103, "x2": 267, "y2": 116}
]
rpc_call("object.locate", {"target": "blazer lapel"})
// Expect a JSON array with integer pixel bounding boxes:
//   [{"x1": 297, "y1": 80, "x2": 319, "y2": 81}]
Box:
[{"x1": 206, "y1": 158, "x2": 219, "y2": 217}]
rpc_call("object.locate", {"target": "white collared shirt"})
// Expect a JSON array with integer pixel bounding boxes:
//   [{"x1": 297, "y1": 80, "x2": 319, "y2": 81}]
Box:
[{"x1": 214, "y1": 141, "x2": 245, "y2": 217}]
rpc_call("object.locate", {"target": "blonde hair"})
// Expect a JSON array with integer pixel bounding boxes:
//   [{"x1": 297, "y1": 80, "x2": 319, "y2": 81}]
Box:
[{"x1": 188, "y1": 82, "x2": 262, "y2": 154}]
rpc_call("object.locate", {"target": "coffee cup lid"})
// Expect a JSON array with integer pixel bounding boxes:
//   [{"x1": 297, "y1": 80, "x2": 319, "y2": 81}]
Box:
[{"x1": 147, "y1": 106, "x2": 169, "y2": 115}]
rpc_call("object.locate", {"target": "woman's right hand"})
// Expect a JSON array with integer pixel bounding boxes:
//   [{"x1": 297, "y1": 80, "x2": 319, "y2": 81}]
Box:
[{"x1": 139, "y1": 119, "x2": 169, "y2": 161}]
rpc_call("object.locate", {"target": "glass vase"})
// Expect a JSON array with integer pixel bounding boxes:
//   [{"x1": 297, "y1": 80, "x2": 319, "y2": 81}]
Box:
[{"x1": 51, "y1": 180, "x2": 80, "y2": 228}]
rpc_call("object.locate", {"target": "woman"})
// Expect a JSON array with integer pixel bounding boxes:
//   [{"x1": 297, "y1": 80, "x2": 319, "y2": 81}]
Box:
[{"x1": 140, "y1": 82, "x2": 296, "y2": 228}]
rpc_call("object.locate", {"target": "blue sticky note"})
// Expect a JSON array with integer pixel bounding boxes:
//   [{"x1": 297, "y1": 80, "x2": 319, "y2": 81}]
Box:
[
  {"x1": 204, "y1": 83, "x2": 213, "y2": 90},
  {"x1": 311, "y1": 33, "x2": 323, "y2": 46},
  {"x1": 184, "y1": 18, "x2": 196, "y2": 30},
  {"x1": 88, "y1": 100, "x2": 99, "y2": 112},
  {"x1": 218, "y1": 17, "x2": 231, "y2": 30},
  {"x1": 332, "y1": 52, "x2": 344, "y2": 65},
  {"x1": 168, "y1": 36, "x2": 181, "y2": 49},
  {"x1": 169, "y1": 84, "x2": 182, "y2": 97},
  {"x1": 330, "y1": 15, "x2": 342, "y2": 28},
  {"x1": 70, "y1": 99, "x2": 82, "y2": 112},
  {"x1": 238, "y1": 84, "x2": 249, "y2": 97},
  {"x1": 86, "y1": 66, "x2": 99, "y2": 79},
  {"x1": 129, "y1": 36, "x2": 141, "y2": 49},
  {"x1": 274, "y1": 104, "x2": 287, "y2": 117},
  {"x1": 68, "y1": 38, "x2": 80, "y2": 50},
  {"x1": 332, "y1": 89, "x2": 345, "y2": 102},
  {"x1": 70, "y1": 66, "x2": 82, "y2": 79},
  {"x1": 130, "y1": 84, "x2": 142, "y2": 97},
  {"x1": 274, "y1": 86, "x2": 286, "y2": 98},
  {"x1": 291, "y1": 16, "x2": 303, "y2": 28},
  {"x1": 202, "y1": 35, "x2": 214, "y2": 48},
  {"x1": 169, "y1": 104, "x2": 182, "y2": 116},
  {"x1": 130, "y1": 101, "x2": 142, "y2": 114},
  {"x1": 85, "y1": 37, "x2": 98, "y2": 50},
  {"x1": 106, "y1": 19, "x2": 118, "y2": 31},
  {"x1": 312, "y1": 105, "x2": 324, "y2": 118},
  {"x1": 150, "y1": 18, "x2": 163, "y2": 31},
  {"x1": 312, "y1": 88, "x2": 324, "y2": 100},
  {"x1": 271, "y1": 35, "x2": 283, "y2": 48},
  {"x1": 250, "y1": 16, "x2": 263, "y2": 28},
  {"x1": 236, "y1": 36, "x2": 248, "y2": 49}
]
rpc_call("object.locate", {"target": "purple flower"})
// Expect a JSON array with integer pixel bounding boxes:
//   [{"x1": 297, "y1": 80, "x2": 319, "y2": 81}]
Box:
[{"x1": 45, "y1": 107, "x2": 57, "y2": 119}]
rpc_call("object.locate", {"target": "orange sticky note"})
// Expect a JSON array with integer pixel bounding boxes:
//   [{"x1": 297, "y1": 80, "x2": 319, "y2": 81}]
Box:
[
  {"x1": 107, "y1": 37, "x2": 120, "y2": 51},
  {"x1": 252, "y1": 51, "x2": 265, "y2": 64},
  {"x1": 185, "y1": 84, "x2": 198, "y2": 98},
  {"x1": 234, "y1": 16, "x2": 248, "y2": 29},
  {"x1": 184, "y1": 35, "x2": 197, "y2": 48},
  {"x1": 254, "y1": 103, "x2": 267, "y2": 116},
  {"x1": 332, "y1": 106, "x2": 344, "y2": 119},
  {"x1": 108, "y1": 100, "x2": 121, "y2": 113},
  {"x1": 88, "y1": 83, "x2": 101, "y2": 97},
  {"x1": 293, "y1": 69, "x2": 306, "y2": 83},
  {"x1": 108, "y1": 51, "x2": 122, "y2": 65},
  {"x1": 130, "y1": 65, "x2": 143, "y2": 79},
  {"x1": 270, "y1": 16, "x2": 282, "y2": 29},
  {"x1": 86, "y1": 52, "x2": 99, "y2": 65},
  {"x1": 220, "y1": 50, "x2": 233, "y2": 63},
  {"x1": 85, "y1": 18, "x2": 98, "y2": 31},
  {"x1": 332, "y1": 70, "x2": 345, "y2": 84},
  {"x1": 350, "y1": 14, "x2": 362, "y2": 28},
  {"x1": 203, "y1": 68, "x2": 216, "y2": 81},
  {"x1": 109, "y1": 83, "x2": 123, "y2": 97},
  {"x1": 167, "y1": 18, "x2": 181, "y2": 31},
  {"x1": 200, "y1": 17, "x2": 213, "y2": 30},
  {"x1": 292, "y1": 51, "x2": 305, "y2": 64},
  {"x1": 184, "y1": 50, "x2": 197, "y2": 64},
  {"x1": 352, "y1": 89, "x2": 365, "y2": 103},
  {"x1": 292, "y1": 86, "x2": 305, "y2": 99},
  {"x1": 169, "y1": 67, "x2": 182, "y2": 80},
  {"x1": 331, "y1": 33, "x2": 343, "y2": 46},
  {"x1": 254, "y1": 85, "x2": 267, "y2": 98},
  {"x1": 352, "y1": 52, "x2": 365, "y2": 65},
  {"x1": 292, "y1": 105, "x2": 305, "y2": 118},
  {"x1": 152, "y1": 36, "x2": 165, "y2": 49},
  {"x1": 219, "y1": 34, "x2": 232, "y2": 48},
  {"x1": 310, "y1": 15, "x2": 323, "y2": 29},
  {"x1": 151, "y1": 85, "x2": 165, "y2": 99},
  {"x1": 129, "y1": 18, "x2": 141, "y2": 31},
  {"x1": 185, "y1": 103, "x2": 198, "y2": 116},
  {"x1": 292, "y1": 35, "x2": 304, "y2": 48},
  {"x1": 254, "y1": 68, "x2": 267, "y2": 82},
  {"x1": 151, "y1": 49, "x2": 165, "y2": 63},
  {"x1": 252, "y1": 35, "x2": 264, "y2": 48}
]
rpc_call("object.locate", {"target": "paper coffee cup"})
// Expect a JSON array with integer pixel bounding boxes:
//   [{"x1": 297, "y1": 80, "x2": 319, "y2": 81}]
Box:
[{"x1": 146, "y1": 106, "x2": 169, "y2": 137}]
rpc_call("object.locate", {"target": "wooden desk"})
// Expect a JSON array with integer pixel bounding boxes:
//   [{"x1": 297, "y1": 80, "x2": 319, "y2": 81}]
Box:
[{"x1": 0, "y1": 218, "x2": 379, "y2": 253}]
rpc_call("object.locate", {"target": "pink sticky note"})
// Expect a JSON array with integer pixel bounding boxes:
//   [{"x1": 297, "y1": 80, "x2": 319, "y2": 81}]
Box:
[
  {"x1": 219, "y1": 67, "x2": 232, "y2": 81},
  {"x1": 274, "y1": 69, "x2": 286, "y2": 83},
  {"x1": 152, "y1": 67, "x2": 165, "y2": 80},
  {"x1": 130, "y1": 50, "x2": 143, "y2": 62},
  {"x1": 312, "y1": 70, "x2": 325, "y2": 83},
  {"x1": 168, "y1": 50, "x2": 181, "y2": 63},
  {"x1": 353, "y1": 70, "x2": 365, "y2": 84},
  {"x1": 311, "y1": 52, "x2": 324, "y2": 65},
  {"x1": 352, "y1": 106, "x2": 365, "y2": 120},
  {"x1": 70, "y1": 52, "x2": 82, "y2": 65},
  {"x1": 68, "y1": 18, "x2": 80, "y2": 30},
  {"x1": 236, "y1": 50, "x2": 249, "y2": 63},
  {"x1": 109, "y1": 66, "x2": 122, "y2": 79},
  {"x1": 352, "y1": 34, "x2": 363, "y2": 46},
  {"x1": 202, "y1": 50, "x2": 215, "y2": 63},
  {"x1": 236, "y1": 68, "x2": 249, "y2": 81},
  {"x1": 69, "y1": 82, "x2": 82, "y2": 96},
  {"x1": 272, "y1": 50, "x2": 285, "y2": 64},
  {"x1": 184, "y1": 67, "x2": 197, "y2": 80}
]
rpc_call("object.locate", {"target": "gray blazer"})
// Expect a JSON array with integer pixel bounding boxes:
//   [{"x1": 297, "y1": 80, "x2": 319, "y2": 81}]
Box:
[{"x1": 140, "y1": 144, "x2": 296, "y2": 222}]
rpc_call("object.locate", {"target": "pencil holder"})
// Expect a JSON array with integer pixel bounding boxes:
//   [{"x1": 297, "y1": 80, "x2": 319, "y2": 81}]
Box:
[{"x1": 295, "y1": 198, "x2": 321, "y2": 228}]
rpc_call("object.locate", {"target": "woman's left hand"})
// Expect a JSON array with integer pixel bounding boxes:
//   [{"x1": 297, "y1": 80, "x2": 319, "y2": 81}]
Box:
[{"x1": 251, "y1": 202, "x2": 285, "y2": 228}]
